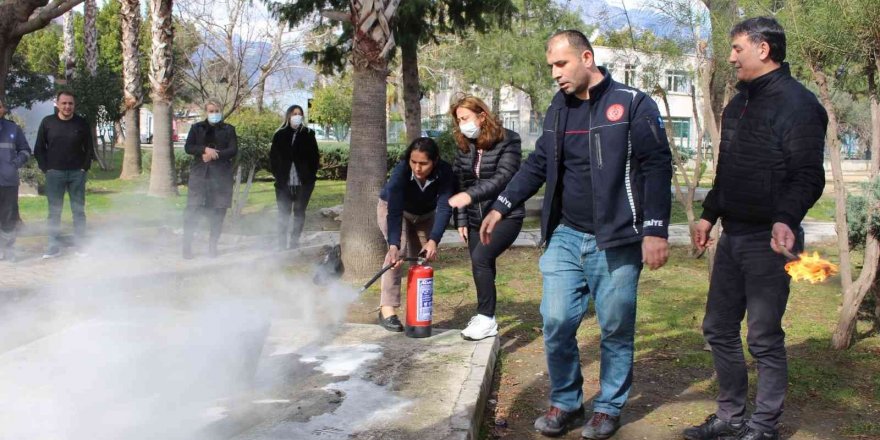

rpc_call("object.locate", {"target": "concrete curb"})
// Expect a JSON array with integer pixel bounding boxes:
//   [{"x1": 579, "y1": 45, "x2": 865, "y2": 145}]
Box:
[{"x1": 447, "y1": 334, "x2": 501, "y2": 440}]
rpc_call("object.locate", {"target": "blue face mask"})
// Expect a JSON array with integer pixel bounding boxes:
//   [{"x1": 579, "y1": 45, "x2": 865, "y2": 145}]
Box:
[{"x1": 207, "y1": 113, "x2": 222, "y2": 124}]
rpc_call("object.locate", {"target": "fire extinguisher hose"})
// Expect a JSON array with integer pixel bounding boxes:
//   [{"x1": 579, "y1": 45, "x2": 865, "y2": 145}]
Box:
[{"x1": 358, "y1": 254, "x2": 426, "y2": 294}]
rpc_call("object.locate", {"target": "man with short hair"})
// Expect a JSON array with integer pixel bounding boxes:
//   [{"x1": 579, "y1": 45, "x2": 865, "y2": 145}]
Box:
[
  {"x1": 684, "y1": 17, "x2": 827, "y2": 440},
  {"x1": 481, "y1": 30, "x2": 672, "y2": 438},
  {"x1": 34, "y1": 91, "x2": 94, "y2": 258},
  {"x1": 0, "y1": 99, "x2": 32, "y2": 262}
]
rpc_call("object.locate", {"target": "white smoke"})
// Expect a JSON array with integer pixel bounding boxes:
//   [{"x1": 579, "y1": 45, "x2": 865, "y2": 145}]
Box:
[{"x1": 0, "y1": 225, "x2": 356, "y2": 440}]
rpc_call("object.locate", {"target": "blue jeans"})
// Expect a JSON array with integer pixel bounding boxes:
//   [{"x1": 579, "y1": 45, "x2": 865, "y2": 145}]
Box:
[
  {"x1": 45, "y1": 169, "x2": 87, "y2": 252},
  {"x1": 539, "y1": 224, "x2": 642, "y2": 415}
]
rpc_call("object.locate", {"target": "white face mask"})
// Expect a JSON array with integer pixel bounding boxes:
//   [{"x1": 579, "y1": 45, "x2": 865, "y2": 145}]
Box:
[
  {"x1": 290, "y1": 115, "x2": 303, "y2": 127},
  {"x1": 459, "y1": 121, "x2": 480, "y2": 139}
]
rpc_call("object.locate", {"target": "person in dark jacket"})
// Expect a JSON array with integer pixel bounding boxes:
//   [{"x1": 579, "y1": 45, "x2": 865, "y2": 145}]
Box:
[
  {"x1": 269, "y1": 104, "x2": 319, "y2": 250},
  {"x1": 480, "y1": 31, "x2": 672, "y2": 438},
  {"x1": 376, "y1": 137, "x2": 454, "y2": 332},
  {"x1": 447, "y1": 95, "x2": 523, "y2": 341},
  {"x1": 0, "y1": 99, "x2": 31, "y2": 261},
  {"x1": 182, "y1": 100, "x2": 238, "y2": 259},
  {"x1": 684, "y1": 18, "x2": 827, "y2": 440},
  {"x1": 33, "y1": 91, "x2": 94, "y2": 258}
]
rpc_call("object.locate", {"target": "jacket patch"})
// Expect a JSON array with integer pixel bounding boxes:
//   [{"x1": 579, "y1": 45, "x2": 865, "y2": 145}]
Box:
[
  {"x1": 606, "y1": 104, "x2": 625, "y2": 122},
  {"x1": 644, "y1": 219, "x2": 664, "y2": 227},
  {"x1": 497, "y1": 195, "x2": 512, "y2": 208}
]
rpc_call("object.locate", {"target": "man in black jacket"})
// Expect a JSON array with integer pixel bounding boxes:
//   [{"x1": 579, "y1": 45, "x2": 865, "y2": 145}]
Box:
[
  {"x1": 481, "y1": 30, "x2": 672, "y2": 439},
  {"x1": 684, "y1": 17, "x2": 827, "y2": 440},
  {"x1": 34, "y1": 91, "x2": 94, "y2": 258}
]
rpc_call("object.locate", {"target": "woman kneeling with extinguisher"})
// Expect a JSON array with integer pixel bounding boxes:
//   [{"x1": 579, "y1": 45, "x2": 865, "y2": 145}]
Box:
[{"x1": 377, "y1": 137, "x2": 454, "y2": 332}]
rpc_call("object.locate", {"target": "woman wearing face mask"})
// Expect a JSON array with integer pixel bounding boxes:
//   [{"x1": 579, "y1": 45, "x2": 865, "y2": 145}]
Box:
[
  {"x1": 182, "y1": 99, "x2": 239, "y2": 259},
  {"x1": 269, "y1": 105, "x2": 320, "y2": 250},
  {"x1": 448, "y1": 95, "x2": 524, "y2": 341},
  {"x1": 376, "y1": 137, "x2": 454, "y2": 332}
]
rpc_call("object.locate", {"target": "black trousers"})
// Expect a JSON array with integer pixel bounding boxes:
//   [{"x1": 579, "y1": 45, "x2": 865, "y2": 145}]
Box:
[
  {"x1": 466, "y1": 216, "x2": 523, "y2": 317},
  {"x1": 0, "y1": 186, "x2": 18, "y2": 250},
  {"x1": 275, "y1": 183, "x2": 315, "y2": 249},
  {"x1": 702, "y1": 228, "x2": 803, "y2": 432},
  {"x1": 183, "y1": 206, "x2": 227, "y2": 250}
]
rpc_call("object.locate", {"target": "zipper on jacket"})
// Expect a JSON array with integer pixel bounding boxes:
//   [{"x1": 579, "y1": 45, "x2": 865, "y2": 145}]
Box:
[
  {"x1": 594, "y1": 132, "x2": 603, "y2": 169},
  {"x1": 474, "y1": 144, "x2": 484, "y2": 222}
]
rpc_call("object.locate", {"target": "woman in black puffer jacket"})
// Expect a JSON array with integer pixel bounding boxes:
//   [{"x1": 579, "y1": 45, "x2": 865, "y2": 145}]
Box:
[
  {"x1": 448, "y1": 95, "x2": 524, "y2": 341},
  {"x1": 269, "y1": 104, "x2": 320, "y2": 250}
]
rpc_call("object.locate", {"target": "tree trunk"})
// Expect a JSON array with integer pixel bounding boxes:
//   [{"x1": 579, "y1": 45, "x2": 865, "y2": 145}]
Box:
[
  {"x1": 832, "y1": 50, "x2": 880, "y2": 348},
  {"x1": 832, "y1": 239, "x2": 880, "y2": 349},
  {"x1": 84, "y1": 0, "x2": 97, "y2": 75},
  {"x1": 147, "y1": 0, "x2": 177, "y2": 197},
  {"x1": 872, "y1": 53, "x2": 880, "y2": 324},
  {"x1": 256, "y1": 78, "x2": 266, "y2": 112},
  {"x1": 0, "y1": 43, "x2": 15, "y2": 101},
  {"x1": 121, "y1": 108, "x2": 142, "y2": 179},
  {"x1": 811, "y1": 63, "x2": 853, "y2": 291},
  {"x1": 120, "y1": 0, "x2": 143, "y2": 179},
  {"x1": 401, "y1": 41, "x2": 421, "y2": 144},
  {"x1": 62, "y1": 11, "x2": 76, "y2": 81},
  {"x1": 491, "y1": 87, "x2": 501, "y2": 114},
  {"x1": 341, "y1": 66, "x2": 389, "y2": 279},
  {"x1": 660, "y1": 90, "x2": 698, "y2": 254}
]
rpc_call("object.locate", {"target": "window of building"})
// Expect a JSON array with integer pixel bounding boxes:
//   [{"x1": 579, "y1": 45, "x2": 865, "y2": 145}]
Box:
[
  {"x1": 665, "y1": 70, "x2": 690, "y2": 94},
  {"x1": 529, "y1": 114, "x2": 542, "y2": 135},
  {"x1": 624, "y1": 64, "x2": 637, "y2": 87},
  {"x1": 501, "y1": 110, "x2": 519, "y2": 132},
  {"x1": 669, "y1": 117, "x2": 691, "y2": 149}
]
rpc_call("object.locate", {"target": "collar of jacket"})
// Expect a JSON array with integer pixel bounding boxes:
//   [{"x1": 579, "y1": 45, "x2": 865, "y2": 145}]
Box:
[
  {"x1": 549, "y1": 66, "x2": 614, "y2": 111},
  {"x1": 736, "y1": 63, "x2": 791, "y2": 98}
]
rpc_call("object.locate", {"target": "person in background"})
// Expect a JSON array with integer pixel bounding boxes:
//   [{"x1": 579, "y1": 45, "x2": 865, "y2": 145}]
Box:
[
  {"x1": 33, "y1": 91, "x2": 94, "y2": 259},
  {"x1": 269, "y1": 104, "x2": 319, "y2": 250},
  {"x1": 448, "y1": 95, "x2": 524, "y2": 341},
  {"x1": 376, "y1": 137, "x2": 454, "y2": 332},
  {"x1": 0, "y1": 99, "x2": 32, "y2": 262},
  {"x1": 182, "y1": 100, "x2": 238, "y2": 259}
]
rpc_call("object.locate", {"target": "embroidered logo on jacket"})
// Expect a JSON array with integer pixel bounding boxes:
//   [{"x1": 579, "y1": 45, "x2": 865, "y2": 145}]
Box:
[
  {"x1": 643, "y1": 219, "x2": 664, "y2": 227},
  {"x1": 606, "y1": 104, "x2": 625, "y2": 122}
]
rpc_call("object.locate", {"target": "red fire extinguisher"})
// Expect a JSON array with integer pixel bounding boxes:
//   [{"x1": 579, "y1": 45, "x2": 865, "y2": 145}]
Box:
[{"x1": 405, "y1": 261, "x2": 434, "y2": 338}]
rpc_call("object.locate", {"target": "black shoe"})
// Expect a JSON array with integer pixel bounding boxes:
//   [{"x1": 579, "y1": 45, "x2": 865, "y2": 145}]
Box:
[
  {"x1": 683, "y1": 414, "x2": 744, "y2": 440},
  {"x1": 378, "y1": 311, "x2": 403, "y2": 332},
  {"x1": 730, "y1": 425, "x2": 778, "y2": 440},
  {"x1": 533, "y1": 405, "x2": 585, "y2": 437},
  {"x1": 581, "y1": 412, "x2": 620, "y2": 439}
]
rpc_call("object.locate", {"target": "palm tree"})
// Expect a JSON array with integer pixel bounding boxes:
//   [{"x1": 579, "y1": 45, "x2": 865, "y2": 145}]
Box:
[
  {"x1": 62, "y1": 10, "x2": 76, "y2": 81},
  {"x1": 120, "y1": 0, "x2": 143, "y2": 179},
  {"x1": 147, "y1": 0, "x2": 177, "y2": 196},
  {"x1": 338, "y1": 0, "x2": 400, "y2": 278},
  {"x1": 84, "y1": 0, "x2": 97, "y2": 75}
]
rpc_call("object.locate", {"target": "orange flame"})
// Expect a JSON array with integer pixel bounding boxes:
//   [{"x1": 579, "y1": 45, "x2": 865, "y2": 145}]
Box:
[{"x1": 784, "y1": 252, "x2": 839, "y2": 283}]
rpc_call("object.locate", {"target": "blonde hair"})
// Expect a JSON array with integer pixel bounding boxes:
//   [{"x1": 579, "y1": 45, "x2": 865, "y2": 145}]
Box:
[{"x1": 449, "y1": 94, "x2": 505, "y2": 153}]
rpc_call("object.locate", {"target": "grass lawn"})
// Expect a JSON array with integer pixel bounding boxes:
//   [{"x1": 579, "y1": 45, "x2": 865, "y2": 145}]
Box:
[{"x1": 347, "y1": 244, "x2": 880, "y2": 439}]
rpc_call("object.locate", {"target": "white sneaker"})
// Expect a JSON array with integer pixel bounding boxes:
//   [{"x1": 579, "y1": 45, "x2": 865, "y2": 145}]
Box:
[
  {"x1": 460, "y1": 314, "x2": 498, "y2": 341},
  {"x1": 42, "y1": 249, "x2": 62, "y2": 259}
]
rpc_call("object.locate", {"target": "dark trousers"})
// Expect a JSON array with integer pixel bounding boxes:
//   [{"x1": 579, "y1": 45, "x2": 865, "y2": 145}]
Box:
[
  {"x1": 466, "y1": 217, "x2": 523, "y2": 317},
  {"x1": 275, "y1": 182, "x2": 314, "y2": 249},
  {"x1": 45, "y1": 169, "x2": 87, "y2": 252},
  {"x1": 0, "y1": 186, "x2": 18, "y2": 250},
  {"x1": 702, "y1": 229, "x2": 802, "y2": 432},
  {"x1": 183, "y1": 206, "x2": 227, "y2": 251}
]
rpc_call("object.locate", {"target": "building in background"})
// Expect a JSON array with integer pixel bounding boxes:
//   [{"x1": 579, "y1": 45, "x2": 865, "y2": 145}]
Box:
[{"x1": 420, "y1": 45, "x2": 705, "y2": 158}]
